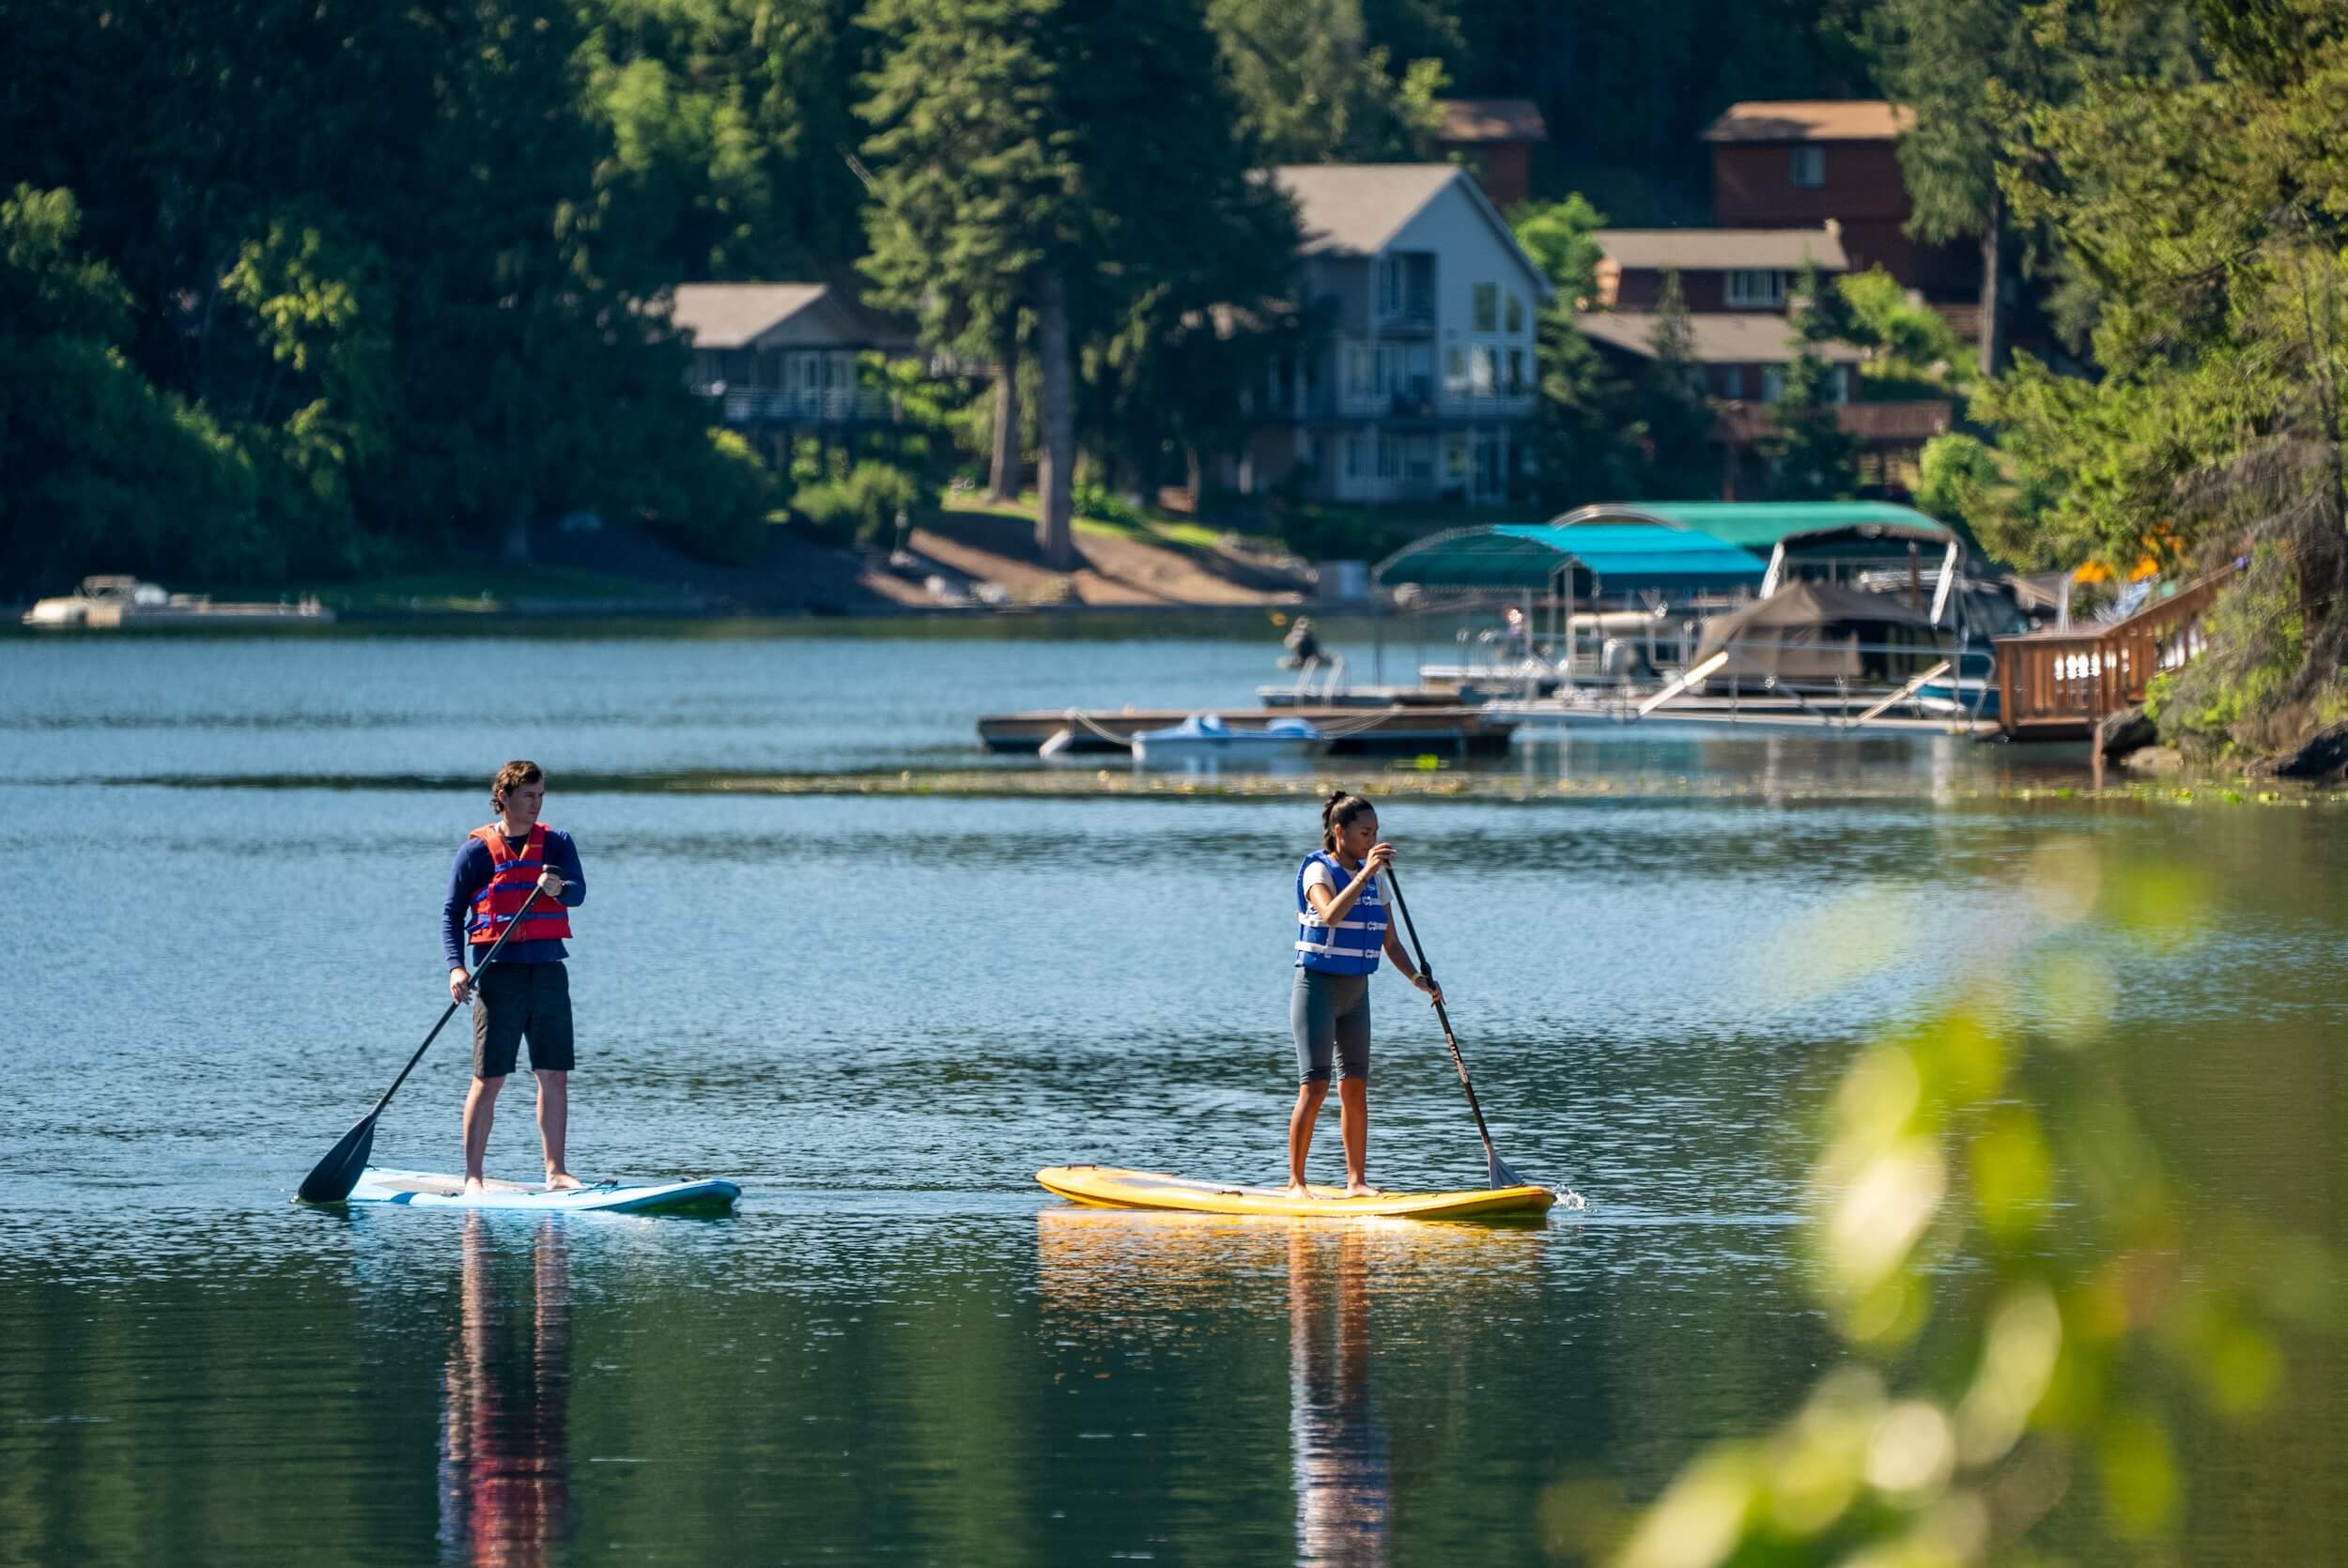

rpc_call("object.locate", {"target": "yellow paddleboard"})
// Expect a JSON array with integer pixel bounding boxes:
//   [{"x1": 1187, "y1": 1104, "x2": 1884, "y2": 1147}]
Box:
[{"x1": 1036, "y1": 1165, "x2": 1558, "y2": 1221}]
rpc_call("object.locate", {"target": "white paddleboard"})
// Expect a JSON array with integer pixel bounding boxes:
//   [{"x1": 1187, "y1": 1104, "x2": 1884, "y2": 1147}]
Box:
[{"x1": 346, "y1": 1167, "x2": 739, "y2": 1215}]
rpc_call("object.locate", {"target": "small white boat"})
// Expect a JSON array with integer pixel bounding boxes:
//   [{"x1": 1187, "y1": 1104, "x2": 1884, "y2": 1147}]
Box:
[
  {"x1": 1129, "y1": 713, "x2": 1331, "y2": 769},
  {"x1": 23, "y1": 575, "x2": 333, "y2": 628}
]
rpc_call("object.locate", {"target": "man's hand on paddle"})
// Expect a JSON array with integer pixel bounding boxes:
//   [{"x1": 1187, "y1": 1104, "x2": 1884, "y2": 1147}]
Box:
[
  {"x1": 449, "y1": 967, "x2": 474, "y2": 1006},
  {"x1": 1411, "y1": 971, "x2": 1444, "y2": 1006},
  {"x1": 536, "y1": 869, "x2": 566, "y2": 899}
]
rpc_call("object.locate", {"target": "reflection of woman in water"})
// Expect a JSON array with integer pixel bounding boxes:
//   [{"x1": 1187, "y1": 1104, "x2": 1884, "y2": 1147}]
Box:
[
  {"x1": 440, "y1": 1215, "x2": 573, "y2": 1567},
  {"x1": 1290, "y1": 1226, "x2": 1390, "y2": 1567}
]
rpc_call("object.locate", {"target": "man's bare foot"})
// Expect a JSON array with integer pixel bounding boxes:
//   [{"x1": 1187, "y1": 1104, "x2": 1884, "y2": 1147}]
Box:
[
  {"x1": 546, "y1": 1171, "x2": 584, "y2": 1191},
  {"x1": 1343, "y1": 1182, "x2": 1383, "y2": 1198},
  {"x1": 1285, "y1": 1181, "x2": 1320, "y2": 1201},
  {"x1": 461, "y1": 1176, "x2": 487, "y2": 1196}
]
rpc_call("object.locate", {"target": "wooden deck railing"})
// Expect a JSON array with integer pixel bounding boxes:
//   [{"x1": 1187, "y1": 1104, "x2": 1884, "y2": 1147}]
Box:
[{"x1": 1994, "y1": 568, "x2": 2233, "y2": 739}]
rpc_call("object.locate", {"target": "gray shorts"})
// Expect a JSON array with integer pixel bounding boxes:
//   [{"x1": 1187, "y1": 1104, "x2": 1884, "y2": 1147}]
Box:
[
  {"x1": 471, "y1": 961, "x2": 576, "y2": 1079},
  {"x1": 1292, "y1": 968, "x2": 1370, "y2": 1083}
]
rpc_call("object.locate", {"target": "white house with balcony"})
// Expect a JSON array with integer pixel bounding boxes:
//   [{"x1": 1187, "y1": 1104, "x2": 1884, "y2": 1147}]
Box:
[
  {"x1": 1231, "y1": 164, "x2": 1552, "y2": 506},
  {"x1": 664, "y1": 283, "x2": 917, "y2": 462}
]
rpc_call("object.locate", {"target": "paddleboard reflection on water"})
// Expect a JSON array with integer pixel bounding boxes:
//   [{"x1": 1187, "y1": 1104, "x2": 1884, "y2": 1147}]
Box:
[{"x1": 1035, "y1": 1209, "x2": 1552, "y2": 1566}]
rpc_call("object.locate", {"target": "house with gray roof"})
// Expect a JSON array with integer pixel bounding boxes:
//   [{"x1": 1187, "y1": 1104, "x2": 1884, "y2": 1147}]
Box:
[
  {"x1": 1232, "y1": 163, "x2": 1552, "y2": 506},
  {"x1": 664, "y1": 284, "x2": 918, "y2": 457}
]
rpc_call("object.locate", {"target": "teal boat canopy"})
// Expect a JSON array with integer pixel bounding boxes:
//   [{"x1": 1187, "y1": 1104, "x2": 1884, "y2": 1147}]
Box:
[
  {"x1": 1375, "y1": 522, "x2": 1769, "y2": 592},
  {"x1": 1555, "y1": 500, "x2": 1956, "y2": 556}
]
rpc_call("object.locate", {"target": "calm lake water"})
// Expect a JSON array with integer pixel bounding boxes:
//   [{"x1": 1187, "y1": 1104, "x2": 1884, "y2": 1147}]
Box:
[{"x1": 2, "y1": 631, "x2": 2341, "y2": 1565}]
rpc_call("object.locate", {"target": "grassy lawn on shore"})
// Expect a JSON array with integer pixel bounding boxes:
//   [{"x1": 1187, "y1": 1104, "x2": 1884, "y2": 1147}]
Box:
[{"x1": 937, "y1": 491, "x2": 1238, "y2": 553}]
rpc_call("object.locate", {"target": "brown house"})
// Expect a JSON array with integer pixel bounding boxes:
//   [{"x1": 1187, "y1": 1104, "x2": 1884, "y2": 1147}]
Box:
[
  {"x1": 1593, "y1": 224, "x2": 1847, "y2": 312},
  {"x1": 1702, "y1": 100, "x2": 1973, "y2": 306},
  {"x1": 1435, "y1": 99, "x2": 1547, "y2": 210}
]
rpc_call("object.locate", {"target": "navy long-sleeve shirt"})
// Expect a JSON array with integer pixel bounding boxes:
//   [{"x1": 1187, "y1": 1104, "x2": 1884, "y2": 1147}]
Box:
[{"x1": 440, "y1": 828, "x2": 587, "y2": 972}]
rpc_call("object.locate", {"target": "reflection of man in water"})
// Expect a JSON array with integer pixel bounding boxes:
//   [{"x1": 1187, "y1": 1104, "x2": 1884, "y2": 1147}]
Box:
[
  {"x1": 440, "y1": 1215, "x2": 573, "y2": 1567},
  {"x1": 1290, "y1": 1227, "x2": 1390, "y2": 1567}
]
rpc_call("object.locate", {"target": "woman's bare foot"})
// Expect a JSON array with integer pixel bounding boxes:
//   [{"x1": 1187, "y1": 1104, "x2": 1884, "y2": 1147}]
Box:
[
  {"x1": 1343, "y1": 1181, "x2": 1383, "y2": 1198},
  {"x1": 461, "y1": 1176, "x2": 487, "y2": 1197},
  {"x1": 546, "y1": 1171, "x2": 584, "y2": 1191},
  {"x1": 1285, "y1": 1181, "x2": 1319, "y2": 1201}
]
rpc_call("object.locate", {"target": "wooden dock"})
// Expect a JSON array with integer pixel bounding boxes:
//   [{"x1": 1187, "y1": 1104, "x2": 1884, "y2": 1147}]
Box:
[
  {"x1": 977, "y1": 705, "x2": 1517, "y2": 757},
  {"x1": 1994, "y1": 570, "x2": 2231, "y2": 741}
]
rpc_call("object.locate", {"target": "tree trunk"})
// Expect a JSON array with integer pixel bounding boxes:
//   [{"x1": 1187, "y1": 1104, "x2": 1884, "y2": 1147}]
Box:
[
  {"x1": 1035, "y1": 269, "x2": 1076, "y2": 572},
  {"x1": 1977, "y1": 194, "x2": 2005, "y2": 381},
  {"x1": 502, "y1": 496, "x2": 533, "y2": 564},
  {"x1": 988, "y1": 351, "x2": 1021, "y2": 502}
]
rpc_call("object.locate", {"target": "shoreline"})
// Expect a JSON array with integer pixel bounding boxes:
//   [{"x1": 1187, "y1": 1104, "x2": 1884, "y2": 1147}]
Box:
[{"x1": 72, "y1": 764, "x2": 2343, "y2": 807}]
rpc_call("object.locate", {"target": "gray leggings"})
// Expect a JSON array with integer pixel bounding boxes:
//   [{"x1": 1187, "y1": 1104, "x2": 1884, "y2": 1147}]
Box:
[{"x1": 1291, "y1": 968, "x2": 1371, "y2": 1083}]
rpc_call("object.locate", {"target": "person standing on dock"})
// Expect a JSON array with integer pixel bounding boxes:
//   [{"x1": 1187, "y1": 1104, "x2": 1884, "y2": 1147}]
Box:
[
  {"x1": 1289, "y1": 791, "x2": 1442, "y2": 1199},
  {"x1": 441, "y1": 761, "x2": 588, "y2": 1194}
]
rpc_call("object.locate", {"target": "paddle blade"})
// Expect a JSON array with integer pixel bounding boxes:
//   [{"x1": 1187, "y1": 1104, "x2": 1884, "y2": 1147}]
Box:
[
  {"x1": 1488, "y1": 1147, "x2": 1528, "y2": 1191},
  {"x1": 297, "y1": 1114, "x2": 378, "y2": 1204}
]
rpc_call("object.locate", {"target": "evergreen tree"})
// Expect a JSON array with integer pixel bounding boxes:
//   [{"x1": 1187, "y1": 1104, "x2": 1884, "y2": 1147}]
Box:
[
  {"x1": 1528, "y1": 300, "x2": 1643, "y2": 510},
  {"x1": 1206, "y1": 0, "x2": 1449, "y2": 162},
  {"x1": 861, "y1": 0, "x2": 1294, "y2": 568},
  {"x1": 1636, "y1": 269, "x2": 1720, "y2": 498},
  {"x1": 1871, "y1": 0, "x2": 2200, "y2": 377},
  {"x1": 858, "y1": 0, "x2": 1082, "y2": 563},
  {"x1": 1764, "y1": 264, "x2": 1860, "y2": 500}
]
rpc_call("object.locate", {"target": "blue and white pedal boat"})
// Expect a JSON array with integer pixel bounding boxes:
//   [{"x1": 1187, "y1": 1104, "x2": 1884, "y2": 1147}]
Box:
[{"x1": 1129, "y1": 713, "x2": 1331, "y2": 769}]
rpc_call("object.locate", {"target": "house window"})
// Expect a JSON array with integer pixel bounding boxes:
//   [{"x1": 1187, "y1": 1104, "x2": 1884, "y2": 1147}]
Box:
[
  {"x1": 1471, "y1": 346, "x2": 1497, "y2": 395},
  {"x1": 1761, "y1": 366, "x2": 1784, "y2": 402},
  {"x1": 1726, "y1": 269, "x2": 1787, "y2": 308},
  {"x1": 1377, "y1": 435, "x2": 1403, "y2": 481},
  {"x1": 1506, "y1": 293, "x2": 1524, "y2": 334},
  {"x1": 1444, "y1": 435, "x2": 1469, "y2": 479},
  {"x1": 1473, "y1": 283, "x2": 1499, "y2": 333},
  {"x1": 1378, "y1": 256, "x2": 1407, "y2": 317},
  {"x1": 1506, "y1": 347, "x2": 1525, "y2": 394},
  {"x1": 1406, "y1": 437, "x2": 1434, "y2": 483},
  {"x1": 1346, "y1": 346, "x2": 1377, "y2": 399},
  {"x1": 1790, "y1": 146, "x2": 1825, "y2": 187},
  {"x1": 1345, "y1": 434, "x2": 1369, "y2": 479},
  {"x1": 1444, "y1": 346, "x2": 1469, "y2": 393},
  {"x1": 1713, "y1": 366, "x2": 1743, "y2": 399}
]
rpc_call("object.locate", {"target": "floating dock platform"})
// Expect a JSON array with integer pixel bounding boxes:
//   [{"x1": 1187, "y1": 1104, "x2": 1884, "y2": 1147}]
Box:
[{"x1": 979, "y1": 705, "x2": 1516, "y2": 758}]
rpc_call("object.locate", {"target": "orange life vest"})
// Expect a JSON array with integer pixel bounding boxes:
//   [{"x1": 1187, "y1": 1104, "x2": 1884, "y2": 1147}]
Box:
[{"x1": 466, "y1": 822, "x2": 574, "y2": 947}]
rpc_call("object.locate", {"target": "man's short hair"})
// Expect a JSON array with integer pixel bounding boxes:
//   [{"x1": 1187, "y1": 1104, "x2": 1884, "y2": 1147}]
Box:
[{"x1": 491, "y1": 760, "x2": 545, "y2": 808}]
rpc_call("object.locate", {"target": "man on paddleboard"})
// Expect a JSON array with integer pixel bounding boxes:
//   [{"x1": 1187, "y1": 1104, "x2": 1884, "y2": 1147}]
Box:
[{"x1": 440, "y1": 761, "x2": 588, "y2": 1194}]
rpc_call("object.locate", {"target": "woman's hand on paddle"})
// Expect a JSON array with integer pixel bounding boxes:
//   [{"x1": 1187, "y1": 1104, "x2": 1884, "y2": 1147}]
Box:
[
  {"x1": 1363, "y1": 842, "x2": 1395, "y2": 875},
  {"x1": 449, "y1": 967, "x2": 474, "y2": 1006},
  {"x1": 536, "y1": 869, "x2": 566, "y2": 899},
  {"x1": 1412, "y1": 971, "x2": 1444, "y2": 1006}
]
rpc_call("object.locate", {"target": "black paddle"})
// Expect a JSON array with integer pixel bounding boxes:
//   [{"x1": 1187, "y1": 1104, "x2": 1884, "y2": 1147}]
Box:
[
  {"x1": 1382, "y1": 866, "x2": 1533, "y2": 1191},
  {"x1": 295, "y1": 885, "x2": 545, "y2": 1204}
]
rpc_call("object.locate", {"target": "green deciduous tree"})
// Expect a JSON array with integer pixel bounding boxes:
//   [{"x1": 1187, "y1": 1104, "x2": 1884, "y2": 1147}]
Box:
[
  {"x1": 0, "y1": 186, "x2": 259, "y2": 591},
  {"x1": 1512, "y1": 194, "x2": 1608, "y2": 304}
]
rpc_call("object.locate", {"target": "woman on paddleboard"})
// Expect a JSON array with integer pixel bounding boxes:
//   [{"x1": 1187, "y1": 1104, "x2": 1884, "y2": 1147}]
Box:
[{"x1": 1289, "y1": 791, "x2": 1441, "y2": 1198}]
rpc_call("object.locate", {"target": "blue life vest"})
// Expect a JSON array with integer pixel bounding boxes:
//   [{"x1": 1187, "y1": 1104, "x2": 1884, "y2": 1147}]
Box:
[{"x1": 1294, "y1": 850, "x2": 1385, "y2": 975}]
